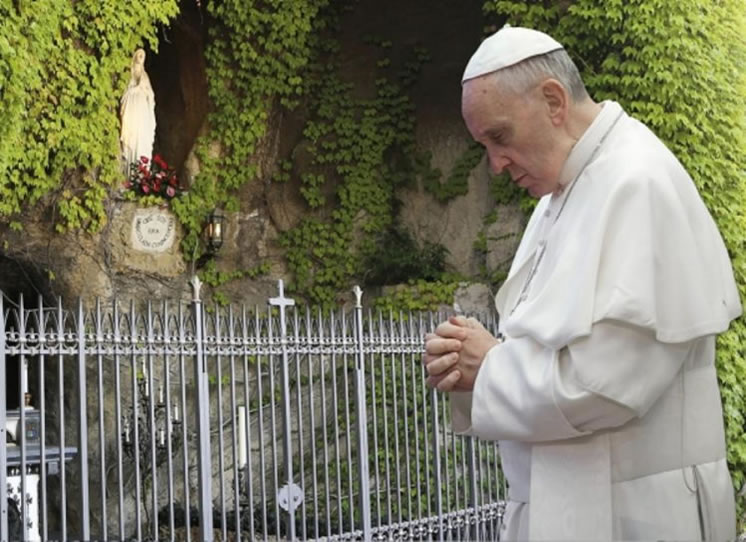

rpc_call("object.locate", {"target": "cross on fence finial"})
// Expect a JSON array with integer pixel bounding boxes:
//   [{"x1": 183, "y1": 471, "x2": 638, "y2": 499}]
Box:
[{"x1": 269, "y1": 279, "x2": 295, "y2": 309}]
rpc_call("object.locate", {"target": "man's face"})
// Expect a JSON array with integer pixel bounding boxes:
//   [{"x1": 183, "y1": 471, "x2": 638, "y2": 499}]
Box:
[{"x1": 461, "y1": 75, "x2": 568, "y2": 197}]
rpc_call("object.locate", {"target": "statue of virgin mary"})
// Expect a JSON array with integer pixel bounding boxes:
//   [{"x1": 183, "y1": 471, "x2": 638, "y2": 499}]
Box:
[{"x1": 120, "y1": 48, "x2": 156, "y2": 174}]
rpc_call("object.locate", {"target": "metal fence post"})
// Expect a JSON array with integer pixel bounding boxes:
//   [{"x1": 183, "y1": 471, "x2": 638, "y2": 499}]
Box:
[
  {"x1": 431, "y1": 388, "x2": 443, "y2": 541},
  {"x1": 468, "y1": 437, "x2": 480, "y2": 541},
  {"x1": 270, "y1": 280, "x2": 297, "y2": 540},
  {"x1": 352, "y1": 286, "x2": 372, "y2": 539},
  {"x1": 425, "y1": 310, "x2": 445, "y2": 541},
  {"x1": 18, "y1": 295, "x2": 28, "y2": 541},
  {"x1": 77, "y1": 298, "x2": 91, "y2": 541},
  {"x1": 191, "y1": 276, "x2": 214, "y2": 541},
  {"x1": 0, "y1": 293, "x2": 7, "y2": 542}
]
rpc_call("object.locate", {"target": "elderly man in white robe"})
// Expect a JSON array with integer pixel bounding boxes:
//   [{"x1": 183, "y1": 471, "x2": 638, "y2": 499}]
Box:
[{"x1": 423, "y1": 26, "x2": 742, "y2": 541}]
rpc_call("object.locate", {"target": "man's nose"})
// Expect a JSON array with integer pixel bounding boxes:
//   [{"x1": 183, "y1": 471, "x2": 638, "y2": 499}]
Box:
[{"x1": 488, "y1": 154, "x2": 511, "y2": 175}]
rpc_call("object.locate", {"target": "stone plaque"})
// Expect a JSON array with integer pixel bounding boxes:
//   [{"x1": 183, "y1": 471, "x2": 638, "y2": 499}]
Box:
[{"x1": 131, "y1": 209, "x2": 176, "y2": 253}]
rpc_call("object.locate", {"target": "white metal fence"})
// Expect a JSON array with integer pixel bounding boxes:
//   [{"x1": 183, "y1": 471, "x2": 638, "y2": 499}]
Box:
[{"x1": 0, "y1": 278, "x2": 505, "y2": 541}]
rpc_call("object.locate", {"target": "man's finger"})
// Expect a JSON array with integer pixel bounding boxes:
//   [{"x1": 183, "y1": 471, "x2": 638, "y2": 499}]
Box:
[
  {"x1": 434, "y1": 320, "x2": 468, "y2": 340},
  {"x1": 465, "y1": 316, "x2": 487, "y2": 330},
  {"x1": 427, "y1": 369, "x2": 462, "y2": 392},
  {"x1": 424, "y1": 337, "x2": 462, "y2": 356},
  {"x1": 448, "y1": 315, "x2": 470, "y2": 327},
  {"x1": 437, "y1": 370, "x2": 461, "y2": 392},
  {"x1": 422, "y1": 352, "x2": 442, "y2": 365},
  {"x1": 422, "y1": 351, "x2": 451, "y2": 366},
  {"x1": 424, "y1": 352, "x2": 458, "y2": 377}
]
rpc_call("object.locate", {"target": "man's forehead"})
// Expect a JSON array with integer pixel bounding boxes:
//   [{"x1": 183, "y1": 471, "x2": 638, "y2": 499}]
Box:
[
  {"x1": 462, "y1": 76, "x2": 516, "y2": 113},
  {"x1": 462, "y1": 74, "x2": 493, "y2": 95}
]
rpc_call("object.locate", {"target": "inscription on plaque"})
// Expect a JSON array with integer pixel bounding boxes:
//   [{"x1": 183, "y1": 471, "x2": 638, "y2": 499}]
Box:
[{"x1": 131, "y1": 210, "x2": 176, "y2": 253}]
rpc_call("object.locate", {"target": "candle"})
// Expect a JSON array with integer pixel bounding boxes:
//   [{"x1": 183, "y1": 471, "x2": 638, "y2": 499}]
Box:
[
  {"x1": 173, "y1": 403, "x2": 179, "y2": 423},
  {"x1": 123, "y1": 418, "x2": 130, "y2": 444},
  {"x1": 142, "y1": 359, "x2": 149, "y2": 396},
  {"x1": 159, "y1": 428, "x2": 165, "y2": 448},
  {"x1": 158, "y1": 383, "x2": 164, "y2": 405},
  {"x1": 238, "y1": 406, "x2": 247, "y2": 469}
]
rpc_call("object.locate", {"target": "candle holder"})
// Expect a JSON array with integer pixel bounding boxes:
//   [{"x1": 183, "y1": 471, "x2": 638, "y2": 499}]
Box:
[{"x1": 121, "y1": 363, "x2": 182, "y2": 469}]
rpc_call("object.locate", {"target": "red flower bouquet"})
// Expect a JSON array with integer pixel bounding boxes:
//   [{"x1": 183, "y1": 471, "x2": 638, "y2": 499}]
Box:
[{"x1": 124, "y1": 154, "x2": 182, "y2": 200}]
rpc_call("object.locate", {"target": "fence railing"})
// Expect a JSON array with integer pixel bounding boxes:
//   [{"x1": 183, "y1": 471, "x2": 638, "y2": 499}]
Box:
[{"x1": 0, "y1": 278, "x2": 505, "y2": 541}]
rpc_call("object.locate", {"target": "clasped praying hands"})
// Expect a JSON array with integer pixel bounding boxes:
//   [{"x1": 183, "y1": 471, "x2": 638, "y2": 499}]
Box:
[{"x1": 423, "y1": 315, "x2": 500, "y2": 392}]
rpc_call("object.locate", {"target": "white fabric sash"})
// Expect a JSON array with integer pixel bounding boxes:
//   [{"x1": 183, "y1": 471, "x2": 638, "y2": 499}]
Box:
[{"x1": 529, "y1": 433, "x2": 612, "y2": 540}]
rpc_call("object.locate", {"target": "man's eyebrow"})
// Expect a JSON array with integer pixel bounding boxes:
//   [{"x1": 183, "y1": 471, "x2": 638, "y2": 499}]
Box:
[{"x1": 484, "y1": 125, "x2": 509, "y2": 139}]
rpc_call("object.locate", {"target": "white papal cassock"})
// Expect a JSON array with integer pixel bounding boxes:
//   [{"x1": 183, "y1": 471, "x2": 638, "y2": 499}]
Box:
[{"x1": 452, "y1": 101, "x2": 742, "y2": 541}]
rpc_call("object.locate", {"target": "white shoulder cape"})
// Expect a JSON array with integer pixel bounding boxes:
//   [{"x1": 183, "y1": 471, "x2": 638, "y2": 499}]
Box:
[{"x1": 496, "y1": 104, "x2": 741, "y2": 349}]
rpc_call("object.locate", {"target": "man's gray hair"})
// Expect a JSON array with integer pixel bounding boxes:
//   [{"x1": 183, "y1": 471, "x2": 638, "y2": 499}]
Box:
[{"x1": 493, "y1": 49, "x2": 589, "y2": 102}]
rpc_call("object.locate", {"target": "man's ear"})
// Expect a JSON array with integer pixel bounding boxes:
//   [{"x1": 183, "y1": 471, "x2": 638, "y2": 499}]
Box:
[{"x1": 540, "y1": 79, "x2": 569, "y2": 126}]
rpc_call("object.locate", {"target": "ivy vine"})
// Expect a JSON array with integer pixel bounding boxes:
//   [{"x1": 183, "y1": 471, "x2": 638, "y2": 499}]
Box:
[
  {"x1": 278, "y1": 35, "x2": 429, "y2": 306},
  {"x1": 420, "y1": 142, "x2": 485, "y2": 203},
  {"x1": 199, "y1": 258, "x2": 271, "y2": 307},
  {"x1": 372, "y1": 278, "x2": 461, "y2": 315},
  {"x1": 0, "y1": 0, "x2": 179, "y2": 232},
  {"x1": 169, "y1": 0, "x2": 340, "y2": 259}
]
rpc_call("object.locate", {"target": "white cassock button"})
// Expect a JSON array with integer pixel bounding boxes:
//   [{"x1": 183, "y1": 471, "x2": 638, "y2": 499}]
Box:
[
  {"x1": 544, "y1": 209, "x2": 551, "y2": 218},
  {"x1": 538, "y1": 240, "x2": 546, "y2": 248}
]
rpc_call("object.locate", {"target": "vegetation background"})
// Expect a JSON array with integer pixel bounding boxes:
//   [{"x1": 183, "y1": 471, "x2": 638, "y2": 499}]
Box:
[{"x1": 1, "y1": 0, "x2": 745, "y2": 527}]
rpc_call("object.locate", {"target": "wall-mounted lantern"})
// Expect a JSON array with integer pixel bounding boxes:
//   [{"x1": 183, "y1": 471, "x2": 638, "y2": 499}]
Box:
[{"x1": 205, "y1": 209, "x2": 225, "y2": 253}]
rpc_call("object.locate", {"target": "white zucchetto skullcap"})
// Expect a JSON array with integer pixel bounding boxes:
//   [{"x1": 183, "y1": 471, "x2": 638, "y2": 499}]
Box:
[{"x1": 462, "y1": 25, "x2": 563, "y2": 83}]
